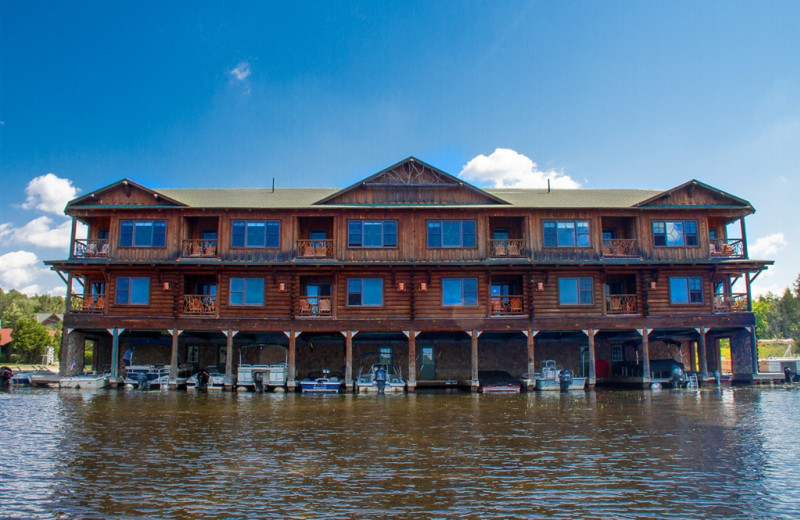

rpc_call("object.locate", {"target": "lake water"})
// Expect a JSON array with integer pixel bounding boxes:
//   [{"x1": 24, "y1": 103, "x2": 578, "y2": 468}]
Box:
[{"x1": 1, "y1": 386, "x2": 799, "y2": 519}]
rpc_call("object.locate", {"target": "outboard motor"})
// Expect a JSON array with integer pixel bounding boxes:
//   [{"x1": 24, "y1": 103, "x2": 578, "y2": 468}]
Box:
[
  {"x1": 558, "y1": 369, "x2": 573, "y2": 392},
  {"x1": 253, "y1": 371, "x2": 264, "y2": 393},
  {"x1": 785, "y1": 366, "x2": 796, "y2": 384},
  {"x1": 670, "y1": 366, "x2": 687, "y2": 388},
  {"x1": 196, "y1": 369, "x2": 211, "y2": 392},
  {"x1": 137, "y1": 371, "x2": 149, "y2": 390},
  {"x1": 0, "y1": 366, "x2": 12, "y2": 389},
  {"x1": 375, "y1": 366, "x2": 387, "y2": 394}
]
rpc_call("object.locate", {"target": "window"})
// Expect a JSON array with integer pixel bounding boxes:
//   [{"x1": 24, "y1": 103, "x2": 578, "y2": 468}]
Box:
[
  {"x1": 559, "y1": 277, "x2": 593, "y2": 305},
  {"x1": 652, "y1": 220, "x2": 698, "y2": 247},
  {"x1": 427, "y1": 220, "x2": 476, "y2": 248},
  {"x1": 116, "y1": 277, "x2": 150, "y2": 305},
  {"x1": 442, "y1": 278, "x2": 478, "y2": 306},
  {"x1": 543, "y1": 220, "x2": 590, "y2": 247},
  {"x1": 669, "y1": 276, "x2": 703, "y2": 304},
  {"x1": 347, "y1": 278, "x2": 383, "y2": 306},
  {"x1": 119, "y1": 220, "x2": 166, "y2": 247},
  {"x1": 186, "y1": 346, "x2": 199, "y2": 364},
  {"x1": 231, "y1": 220, "x2": 280, "y2": 248},
  {"x1": 611, "y1": 344, "x2": 624, "y2": 362},
  {"x1": 348, "y1": 220, "x2": 397, "y2": 248},
  {"x1": 229, "y1": 277, "x2": 265, "y2": 306}
]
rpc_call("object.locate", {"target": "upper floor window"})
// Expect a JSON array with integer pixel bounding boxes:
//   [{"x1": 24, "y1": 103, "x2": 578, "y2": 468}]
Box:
[
  {"x1": 232, "y1": 220, "x2": 280, "y2": 248},
  {"x1": 229, "y1": 277, "x2": 265, "y2": 306},
  {"x1": 669, "y1": 276, "x2": 703, "y2": 304},
  {"x1": 559, "y1": 277, "x2": 593, "y2": 305},
  {"x1": 347, "y1": 278, "x2": 383, "y2": 306},
  {"x1": 652, "y1": 220, "x2": 698, "y2": 247},
  {"x1": 544, "y1": 220, "x2": 590, "y2": 247},
  {"x1": 427, "y1": 220, "x2": 476, "y2": 248},
  {"x1": 348, "y1": 221, "x2": 397, "y2": 248},
  {"x1": 442, "y1": 278, "x2": 478, "y2": 306},
  {"x1": 119, "y1": 220, "x2": 166, "y2": 248},
  {"x1": 116, "y1": 277, "x2": 150, "y2": 305}
]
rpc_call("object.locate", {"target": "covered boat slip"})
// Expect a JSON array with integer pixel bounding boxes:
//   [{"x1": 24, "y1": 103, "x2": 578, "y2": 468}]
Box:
[{"x1": 58, "y1": 319, "x2": 755, "y2": 392}]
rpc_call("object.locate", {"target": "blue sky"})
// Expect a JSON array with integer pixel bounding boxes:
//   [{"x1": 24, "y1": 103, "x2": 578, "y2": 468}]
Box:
[{"x1": 1, "y1": 1, "x2": 798, "y2": 296}]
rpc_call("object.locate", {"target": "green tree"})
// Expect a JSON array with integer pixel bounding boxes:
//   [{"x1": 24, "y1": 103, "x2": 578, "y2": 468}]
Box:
[{"x1": 11, "y1": 317, "x2": 53, "y2": 364}]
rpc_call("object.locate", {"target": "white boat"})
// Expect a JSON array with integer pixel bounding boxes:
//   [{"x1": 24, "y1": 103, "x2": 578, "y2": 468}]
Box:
[
  {"x1": 124, "y1": 364, "x2": 171, "y2": 390},
  {"x1": 355, "y1": 358, "x2": 405, "y2": 393},
  {"x1": 186, "y1": 368, "x2": 225, "y2": 391},
  {"x1": 60, "y1": 373, "x2": 110, "y2": 390},
  {"x1": 533, "y1": 360, "x2": 586, "y2": 391},
  {"x1": 300, "y1": 369, "x2": 344, "y2": 393},
  {"x1": 236, "y1": 344, "x2": 288, "y2": 392}
]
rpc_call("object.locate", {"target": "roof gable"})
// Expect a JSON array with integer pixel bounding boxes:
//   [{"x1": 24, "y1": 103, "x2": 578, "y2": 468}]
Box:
[
  {"x1": 67, "y1": 179, "x2": 187, "y2": 210},
  {"x1": 635, "y1": 179, "x2": 753, "y2": 210},
  {"x1": 315, "y1": 157, "x2": 508, "y2": 206}
]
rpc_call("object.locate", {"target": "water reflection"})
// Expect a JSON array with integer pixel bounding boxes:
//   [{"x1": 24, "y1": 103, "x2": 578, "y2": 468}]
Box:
[{"x1": 1, "y1": 387, "x2": 799, "y2": 519}]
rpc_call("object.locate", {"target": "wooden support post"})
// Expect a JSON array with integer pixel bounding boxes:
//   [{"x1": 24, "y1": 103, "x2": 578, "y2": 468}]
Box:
[
  {"x1": 689, "y1": 341, "x2": 697, "y2": 373},
  {"x1": 696, "y1": 327, "x2": 709, "y2": 380},
  {"x1": 107, "y1": 327, "x2": 125, "y2": 383},
  {"x1": 404, "y1": 330, "x2": 419, "y2": 392},
  {"x1": 523, "y1": 329, "x2": 538, "y2": 390},
  {"x1": 168, "y1": 329, "x2": 182, "y2": 389},
  {"x1": 585, "y1": 329, "x2": 597, "y2": 387},
  {"x1": 285, "y1": 330, "x2": 297, "y2": 390},
  {"x1": 470, "y1": 330, "x2": 481, "y2": 392},
  {"x1": 641, "y1": 328, "x2": 651, "y2": 384},
  {"x1": 223, "y1": 329, "x2": 238, "y2": 390},
  {"x1": 345, "y1": 330, "x2": 354, "y2": 391}
]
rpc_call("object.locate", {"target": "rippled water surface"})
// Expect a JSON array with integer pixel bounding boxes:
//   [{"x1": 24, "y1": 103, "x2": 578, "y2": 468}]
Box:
[{"x1": 2, "y1": 387, "x2": 799, "y2": 519}]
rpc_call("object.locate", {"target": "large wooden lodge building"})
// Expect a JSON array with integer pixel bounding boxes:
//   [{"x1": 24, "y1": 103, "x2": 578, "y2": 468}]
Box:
[{"x1": 48, "y1": 157, "x2": 772, "y2": 390}]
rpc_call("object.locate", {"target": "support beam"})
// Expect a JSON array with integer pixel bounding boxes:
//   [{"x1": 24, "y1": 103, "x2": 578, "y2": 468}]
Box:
[
  {"x1": 523, "y1": 329, "x2": 538, "y2": 390},
  {"x1": 584, "y1": 329, "x2": 597, "y2": 387},
  {"x1": 696, "y1": 327, "x2": 709, "y2": 380},
  {"x1": 284, "y1": 330, "x2": 297, "y2": 390},
  {"x1": 689, "y1": 341, "x2": 697, "y2": 373},
  {"x1": 167, "y1": 329, "x2": 183, "y2": 388},
  {"x1": 641, "y1": 328, "x2": 651, "y2": 384},
  {"x1": 344, "y1": 330, "x2": 354, "y2": 392},
  {"x1": 223, "y1": 329, "x2": 238, "y2": 390},
  {"x1": 469, "y1": 330, "x2": 481, "y2": 392},
  {"x1": 403, "y1": 330, "x2": 420, "y2": 392},
  {"x1": 107, "y1": 328, "x2": 125, "y2": 384}
]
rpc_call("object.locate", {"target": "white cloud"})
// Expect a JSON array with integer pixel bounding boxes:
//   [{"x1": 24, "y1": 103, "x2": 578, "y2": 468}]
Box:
[
  {"x1": 459, "y1": 148, "x2": 580, "y2": 189},
  {"x1": 0, "y1": 216, "x2": 72, "y2": 249},
  {"x1": 0, "y1": 250, "x2": 51, "y2": 294},
  {"x1": 21, "y1": 173, "x2": 79, "y2": 214},
  {"x1": 748, "y1": 232, "x2": 787, "y2": 258},
  {"x1": 230, "y1": 62, "x2": 252, "y2": 81}
]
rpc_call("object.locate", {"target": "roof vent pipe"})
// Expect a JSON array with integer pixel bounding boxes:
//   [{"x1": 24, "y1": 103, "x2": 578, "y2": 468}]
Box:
[
  {"x1": 547, "y1": 179, "x2": 551, "y2": 193},
  {"x1": 272, "y1": 178, "x2": 275, "y2": 193}
]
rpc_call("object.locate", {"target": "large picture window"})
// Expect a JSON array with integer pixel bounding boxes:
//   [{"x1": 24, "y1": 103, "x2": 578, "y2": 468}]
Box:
[
  {"x1": 427, "y1": 220, "x2": 476, "y2": 248},
  {"x1": 229, "y1": 277, "x2": 265, "y2": 306},
  {"x1": 115, "y1": 277, "x2": 150, "y2": 305},
  {"x1": 669, "y1": 276, "x2": 703, "y2": 304},
  {"x1": 119, "y1": 220, "x2": 166, "y2": 247},
  {"x1": 652, "y1": 220, "x2": 698, "y2": 247},
  {"x1": 348, "y1": 221, "x2": 397, "y2": 248},
  {"x1": 543, "y1": 220, "x2": 590, "y2": 247},
  {"x1": 442, "y1": 278, "x2": 478, "y2": 306},
  {"x1": 558, "y1": 277, "x2": 593, "y2": 305},
  {"x1": 231, "y1": 221, "x2": 280, "y2": 248},
  {"x1": 347, "y1": 278, "x2": 383, "y2": 306}
]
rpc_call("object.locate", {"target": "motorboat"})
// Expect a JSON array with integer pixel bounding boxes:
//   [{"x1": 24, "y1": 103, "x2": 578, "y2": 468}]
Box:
[
  {"x1": 124, "y1": 365, "x2": 171, "y2": 390},
  {"x1": 186, "y1": 368, "x2": 225, "y2": 391},
  {"x1": 533, "y1": 360, "x2": 586, "y2": 391},
  {"x1": 10, "y1": 371, "x2": 33, "y2": 386},
  {"x1": 60, "y1": 373, "x2": 110, "y2": 390},
  {"x1": 300, "y1": 369, "x2": 344, "y2": 393},
  {"x1": 236, "y1": 344, "x2": 288, "y2": 392},
  {"x1": 478, "y1": 370, "x2": 521, "y2": 394},
  {"x1": 355, "y1": 354, "x2": 405, "y2": 393}
]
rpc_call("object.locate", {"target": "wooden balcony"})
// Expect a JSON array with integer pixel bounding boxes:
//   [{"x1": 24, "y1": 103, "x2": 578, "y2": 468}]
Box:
[
  {"x1": 714, "y1": 293, "x2": 748, "y2": 313},
  {"x1": 601, "y1": 239, "x2": 640, "y2": 258},
  {"x1": 181, "y1": 239, "x2": 218, "y2": 258},
  {"x1": 298, "y1": 297, "x2": 332, "y2": 317},
  {"x1": 490, "y1": 239, "x2": 525, "y2": 258},
  {"x1": 70, "y1": 294, "x2": 106, "y2": 314},
  {"x1": 182, "y1": 295, "x2": 217, "y2": 316},
  {"x1": 710, "y1": 239, "x2": 745, "y2": 258},
  {"x1": 606, "y1": 294, "x2": 638, "y2": 315},
  {"x1": 297, "y1": 240, "x2": 333, "y2": 259},
  {"x1": 490, "y1": 295, "x2": 525, "y2": 316},
  {"x1": 72, "y1": 239, "x2": 109, "y2": 259}
]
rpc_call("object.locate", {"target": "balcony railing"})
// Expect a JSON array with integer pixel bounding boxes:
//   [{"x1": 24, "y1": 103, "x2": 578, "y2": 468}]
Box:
[
  {"x1": 297, "y1": 239, "x2": 333, "y2": 258},
  {"x1": 602, "y1": 239, "x2": 640, "y2": 257},
  {"x1": 72, "y1": 239, "x2": 109, "y2": 259},
  {"x1": 710, "y1": 239, "x2": 745, "y2": 258},
  {"x1": 714, "y1": 293, "x2": 749, "y2": 313},
  {"x1": 182, "y1": 239, "x2": 218, "y2": 258},
  {"x1": 490, "y1": 295, "x2": 525, "y2": 316},
  {"x1": 490, "y1": 239, "x2": 525, "y2": 258},
  {"x1": 298, "y1": 297, "x2": 332, "y2": 317},
  {"x1": 182, "y1": 295, "x2": 217, "y2": 316},
  {"x1": 70, "y1": 294, "x2": 106, "y2": 314},
  {"x1": 606, "y1": 294, "x2": 639, "y2": 315}
]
